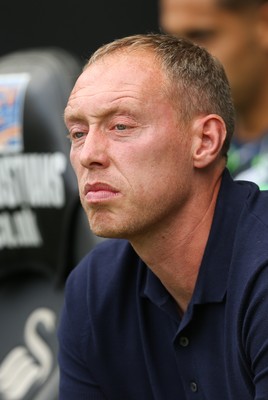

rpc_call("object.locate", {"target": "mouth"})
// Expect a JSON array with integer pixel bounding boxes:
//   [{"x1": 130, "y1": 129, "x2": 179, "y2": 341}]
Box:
[{"x1": 83, "y1": 182, "x2": 120, "y2": 203}]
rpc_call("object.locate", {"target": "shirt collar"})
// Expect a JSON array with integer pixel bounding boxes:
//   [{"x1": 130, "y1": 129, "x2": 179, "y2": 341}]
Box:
[
  {"x1": 192, "y1": 169, "x2": 250, "y2": 304},
  {"x1": 142, "y1": 169, "x2": 252, "y2": 309}
]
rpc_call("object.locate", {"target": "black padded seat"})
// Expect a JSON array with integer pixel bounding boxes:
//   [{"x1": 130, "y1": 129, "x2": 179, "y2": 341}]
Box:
[{"x1": 0, "y1": 48, "x2": 101, "y2": 400}]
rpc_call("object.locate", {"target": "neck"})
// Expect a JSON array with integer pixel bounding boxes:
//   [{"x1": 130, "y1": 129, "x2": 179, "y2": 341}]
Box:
[{"x1": 130, "y1": 172, "x2": 222, "y2": 314}]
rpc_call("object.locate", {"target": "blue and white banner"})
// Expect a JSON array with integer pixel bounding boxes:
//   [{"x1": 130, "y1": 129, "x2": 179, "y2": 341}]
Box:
[{"x1": 0, "y1": 73, "x2": 30, "y2": 154}]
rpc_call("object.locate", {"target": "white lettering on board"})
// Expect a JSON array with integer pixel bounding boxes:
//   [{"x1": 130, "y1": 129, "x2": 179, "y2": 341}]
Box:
[
  {"x1": 0, "y1": 208, "x2": 42, "y2": 250},
  {"x1": 0, "y1": 152, "x2": 67, "y2": 208}
]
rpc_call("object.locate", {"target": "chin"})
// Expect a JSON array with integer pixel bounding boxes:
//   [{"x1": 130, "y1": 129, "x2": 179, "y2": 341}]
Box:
[
  {"x1": 86, "y1": 206, "x2": 145, "y2": 241},
  {"x1": 88, "y1": 215, "x2": 129, "y2": 239},
  {"x1": 90, "y1": 225, "x2": 128, "y2": 240}
]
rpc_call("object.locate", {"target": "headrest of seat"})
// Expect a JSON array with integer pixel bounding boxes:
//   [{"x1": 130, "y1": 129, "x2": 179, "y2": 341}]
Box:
[{"x1": 0, "y1": 48, "x2": 83, "y2": 279}]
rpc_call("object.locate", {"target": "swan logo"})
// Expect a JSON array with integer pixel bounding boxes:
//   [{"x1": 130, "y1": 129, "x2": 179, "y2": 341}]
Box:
[{"x1": 0, "y1": 308, "x2": 56, "y2": 400}]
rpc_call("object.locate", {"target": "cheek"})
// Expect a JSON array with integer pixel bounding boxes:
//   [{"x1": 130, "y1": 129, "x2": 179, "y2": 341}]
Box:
[
  {"x1": 129, "y1": 141, "x2": 186, "y2": 191},
  {"x1": 70, "y1": 148, "x2": 80, "y2": 175},
  {"x1": 69, "y1": 147, "x2": 75, "y2": 166}
]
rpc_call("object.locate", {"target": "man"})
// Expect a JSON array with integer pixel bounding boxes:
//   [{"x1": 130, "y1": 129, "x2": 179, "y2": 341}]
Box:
[
  {"x1": 160, "y1": 0, "x2": 268, "y2": 188},
  {"x1": 58, "y1": 33, "x2": 268, "y2": 399}
]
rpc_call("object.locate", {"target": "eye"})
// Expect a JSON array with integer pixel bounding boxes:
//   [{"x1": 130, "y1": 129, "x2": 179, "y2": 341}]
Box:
[
  {"x1": 115, "y1": 124, "x2": 127, "y2": 131},
  {"x1": 74, "y1": 132, "x2": 85, "y2": 139},
  {"x1": 67, "y1": 131, "x2": 86, "y2": 142}
]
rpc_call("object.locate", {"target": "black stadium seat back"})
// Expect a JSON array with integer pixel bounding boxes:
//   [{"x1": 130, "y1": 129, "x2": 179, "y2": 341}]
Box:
[
  {"x1": 0, "y1": 48, "x2": 93, "y2": 280},
  {"x1": 0, "y1": 272, "x2": 63, "y2": 400},
  {"x1": 0, "y1": 48, "x2": 100, "y2": 400}
]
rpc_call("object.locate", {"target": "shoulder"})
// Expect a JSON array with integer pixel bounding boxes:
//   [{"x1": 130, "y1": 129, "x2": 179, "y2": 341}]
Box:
[
  {"x1": 65, "y1": 239, "x2": 142, "y2": 309},
  {"x1": 60, "y1": 238, "x2": 142, "y2": 334},
  {"x1": 225, "y1": 171, "x2": 268, "y2": 230},
  {"x1": 219, "y1": 171, "x2": 268, "y2": 244},
  {"x1": 227, "y1": 182, "x2": 268, "y2": 295},
  {"x1": 238, "y1": 181, "x2": 268, "y2": 235},
  {"x1": 215, "y1": 173, "x2": 268, "y2": 288},
  {"x1": 248, "y1": 187, "x2": 268, "y2": 223},
  {"x1": 67, "y1": 238, "x2": 139, "y2": 284}
]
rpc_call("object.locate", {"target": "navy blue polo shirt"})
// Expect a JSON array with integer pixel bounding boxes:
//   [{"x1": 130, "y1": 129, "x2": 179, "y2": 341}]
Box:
[{"x1": 58, "y1": 169, "x2": 268, "y2": 400}]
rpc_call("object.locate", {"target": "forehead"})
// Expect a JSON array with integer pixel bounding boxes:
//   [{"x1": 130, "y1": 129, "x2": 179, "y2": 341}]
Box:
[
  {"x1": 81, "y1": 50, "x2": 163, "y2": 88},
  {"x1": 160, "y1": 0, "x2": 218, "y2": 13},
  {"x1": 160, "y1": 0, "x2": 224, "y2": 31},
  {"x1": 65, "y1": 50, "x2": 169, "y2": 120}
]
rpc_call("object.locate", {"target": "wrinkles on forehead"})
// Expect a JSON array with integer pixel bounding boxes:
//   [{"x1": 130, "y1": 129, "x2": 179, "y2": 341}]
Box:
[
  {"x1": 64, "y1": 91, "x2": 144, "y2": 127},
  {"x1": 64, "y1": 51, "x2": 170, "y2": 125}
]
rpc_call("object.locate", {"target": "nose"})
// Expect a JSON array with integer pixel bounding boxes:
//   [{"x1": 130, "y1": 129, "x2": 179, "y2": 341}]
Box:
[{"x1": 79, "y1": 130, "x2": 110, "y2": 169}]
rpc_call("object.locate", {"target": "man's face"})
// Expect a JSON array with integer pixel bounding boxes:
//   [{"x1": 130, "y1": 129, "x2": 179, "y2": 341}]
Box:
[
  {"x1": 160, "y1": 0, "x2": 266, "y2": 112},
  {"x1": 65, "y1": 51, "x2": 195, "y2": 241}
]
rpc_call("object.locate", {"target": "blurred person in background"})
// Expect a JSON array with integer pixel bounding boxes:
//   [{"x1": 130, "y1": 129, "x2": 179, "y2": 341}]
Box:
[{"x1": 160, "y1": 0, "x2": 268, "y2": 188}]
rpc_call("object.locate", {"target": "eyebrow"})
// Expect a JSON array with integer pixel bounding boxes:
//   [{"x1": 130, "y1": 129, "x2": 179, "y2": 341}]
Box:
[
  {"x1": 64, "y1": 103, "x2": 137, "y2": 127},
  {"x1": 64, "y1": 109, "x2": 83, "y2": 125}
]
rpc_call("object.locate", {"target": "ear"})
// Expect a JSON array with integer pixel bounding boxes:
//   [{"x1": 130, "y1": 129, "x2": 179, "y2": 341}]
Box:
[
  {"x1": 256, "y1": 4, "x2": 268, "y2": 50},
  {"x1": 192, "y1": 114, "x2": 227, "y2": 169}
]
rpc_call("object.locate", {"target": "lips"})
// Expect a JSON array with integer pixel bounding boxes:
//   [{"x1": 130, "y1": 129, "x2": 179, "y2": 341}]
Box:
[{"x1": 83, "y1": 182, "x2": 120, "y2": 202}]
